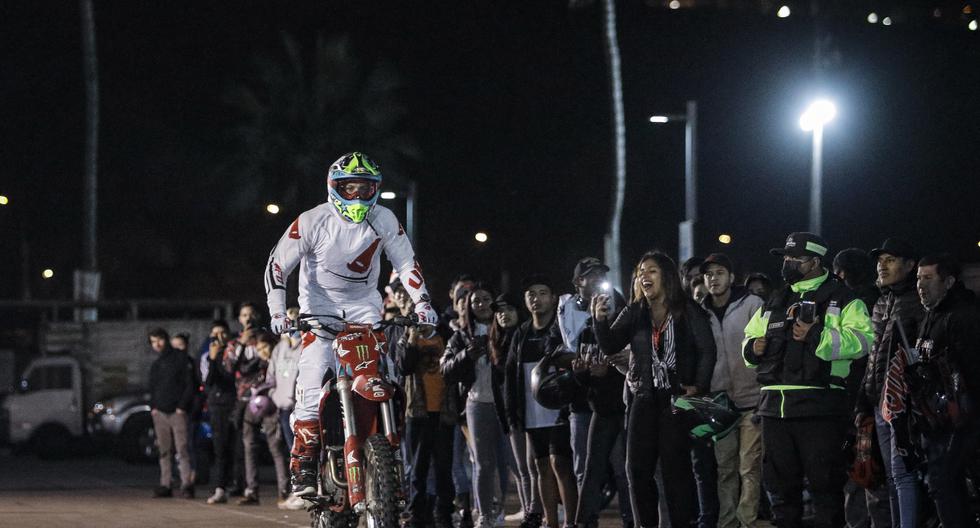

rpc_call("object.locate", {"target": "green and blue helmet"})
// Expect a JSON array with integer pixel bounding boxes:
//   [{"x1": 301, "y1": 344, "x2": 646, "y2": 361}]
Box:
[{"x1": 327, "y1": 152, "x2": 383, "y2": 223}]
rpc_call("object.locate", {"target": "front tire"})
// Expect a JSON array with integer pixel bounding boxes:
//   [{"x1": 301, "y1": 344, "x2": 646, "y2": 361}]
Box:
[
  {"x1": 311, "y1": 507, "x2": 357, "y2": 528},
  {"x1": 363, "y1": 434, "x2": 402, "y2": 528}
]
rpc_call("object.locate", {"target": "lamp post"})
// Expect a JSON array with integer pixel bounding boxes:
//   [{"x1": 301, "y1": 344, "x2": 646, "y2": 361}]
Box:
[
  {"x1": 799, "y1": 99, "x2": 836, "y2": 235},
  {"x1": 649, "y1": 100, "x2": 698, "y2": 261}
]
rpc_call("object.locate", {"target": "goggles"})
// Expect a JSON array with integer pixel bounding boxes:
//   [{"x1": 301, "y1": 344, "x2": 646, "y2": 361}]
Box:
[{"x1": 332, "y1": 178, "x2": 378, "y2": 201}]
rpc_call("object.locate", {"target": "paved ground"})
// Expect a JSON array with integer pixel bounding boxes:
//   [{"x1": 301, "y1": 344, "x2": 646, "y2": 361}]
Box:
[{"x1": 0, "y1": 448, "x2": 625, "y2": 527}]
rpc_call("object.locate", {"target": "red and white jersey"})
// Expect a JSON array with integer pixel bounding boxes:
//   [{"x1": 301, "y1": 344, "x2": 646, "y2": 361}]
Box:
[{"x1": 264, "y1": 203, "x2": 431, "y2": 319}]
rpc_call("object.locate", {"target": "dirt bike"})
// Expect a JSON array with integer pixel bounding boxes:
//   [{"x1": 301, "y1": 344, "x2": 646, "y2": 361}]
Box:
[{"x1": 293, "y1": 313, "x2": 418, "y2": 528}]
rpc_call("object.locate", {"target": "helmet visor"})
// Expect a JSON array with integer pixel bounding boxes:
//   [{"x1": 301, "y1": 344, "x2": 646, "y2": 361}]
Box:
[{"x1": 332, "y1": 178, "x2": 378, "y2": 201}]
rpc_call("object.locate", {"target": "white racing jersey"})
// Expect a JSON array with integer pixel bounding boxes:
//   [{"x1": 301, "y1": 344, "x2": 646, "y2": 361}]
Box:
[{"x1": 264, "y1": 203, "x2": 432, "y2": 319}]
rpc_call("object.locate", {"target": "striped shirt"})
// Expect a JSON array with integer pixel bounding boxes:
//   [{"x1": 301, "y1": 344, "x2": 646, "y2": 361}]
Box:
[{"x1": 651, "y1": 314, "x2": 676, "y2": 389}]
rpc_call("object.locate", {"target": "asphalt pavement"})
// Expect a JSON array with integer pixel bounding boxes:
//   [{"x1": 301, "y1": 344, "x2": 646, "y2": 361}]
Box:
[{"x1": 0, "y1": 448, "x2": 625, "y2": 527}]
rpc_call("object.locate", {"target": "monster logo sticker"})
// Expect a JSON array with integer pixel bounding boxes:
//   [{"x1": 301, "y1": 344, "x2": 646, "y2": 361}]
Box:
[{"x1": 355, "y1": 344, "x2": 370, "y2": 362}]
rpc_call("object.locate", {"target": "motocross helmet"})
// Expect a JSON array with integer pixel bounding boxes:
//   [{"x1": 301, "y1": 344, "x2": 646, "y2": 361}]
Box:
[
  {"x1": 327, "y1": 151, "x2": 383, "y2": 223},
  {"x1": 530, "y1": 351, "x2": 578, "y2": 410},
  {"x1": 672, "y1": 393, "x2": 739, "y2": 442}
]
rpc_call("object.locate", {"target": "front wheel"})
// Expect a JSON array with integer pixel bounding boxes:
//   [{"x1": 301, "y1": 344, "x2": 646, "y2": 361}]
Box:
[
  {"x1": 311, "y1": 507, "x2": 358, "y2": 528},
  {"x1": 363, "y1": 434, "x2": 403, "y2": 528}
]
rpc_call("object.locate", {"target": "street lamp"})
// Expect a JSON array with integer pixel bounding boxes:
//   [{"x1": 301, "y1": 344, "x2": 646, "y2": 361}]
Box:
[
  {"x1": 649, "y1": 100, "x2": 698, "y2": 261},
  {"x1": 380, "y1": 191, "x2": 397, "y2": 200},
  {"x1": 265, "y1": 203, "x2": 280, "y2": 214},
  {"x1": 718, "y1": 234, "x2": 732, "y2": 245},
  {"x1": 800, "y1": 99, "x2": 837, "y2": 235},
  {"x1": 42, "y1": 269, "x2": 55, "y2": 279},
  {"x1": 0, "y1": 195, "x2": 8, "y2": 206},
  {"x1": 474, "y1": 232, "x2": 488, "y2": 243}
]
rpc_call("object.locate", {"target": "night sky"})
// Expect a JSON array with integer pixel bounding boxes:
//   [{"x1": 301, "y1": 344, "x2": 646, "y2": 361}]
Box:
[{"x1": 3, "y1": 1, "x2": 979, "y2": 307}]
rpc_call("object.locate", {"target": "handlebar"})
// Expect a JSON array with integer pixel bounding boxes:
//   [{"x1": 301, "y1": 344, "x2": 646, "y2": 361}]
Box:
[{"x1": 291, "y1": 313, "x2": 420, "y2": 335}]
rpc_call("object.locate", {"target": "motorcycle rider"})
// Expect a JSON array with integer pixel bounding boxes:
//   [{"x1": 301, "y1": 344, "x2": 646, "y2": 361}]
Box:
[{"x1": 264, "y1": 152, "x2": 438, "y2": 497}]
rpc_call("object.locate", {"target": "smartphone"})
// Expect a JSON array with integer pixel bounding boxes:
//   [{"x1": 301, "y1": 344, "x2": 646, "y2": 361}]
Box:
[{"x1": 799, "y1": 301, "x2": 817, "y2": 325}]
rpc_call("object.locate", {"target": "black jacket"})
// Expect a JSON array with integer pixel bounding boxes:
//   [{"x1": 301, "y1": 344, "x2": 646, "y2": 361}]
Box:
[
  {"x1": 595, "y1": 298, "x2": 716, "y2": 398},
  {"x1": 503, "y1": 316, "x2": 563, "y2": 430},
  {"x1": 440, "y1": 326, "x2": 509, "y2": 432},
  {"x1": 916, "y1": 283, "x2": 980, "y2": 403},
  {"x1": 149, "y1": 347, "x2": 195, "y2": 413},
  {"x1": 855, "y1": 275, "x2": 924, "y2": 414},
  {"x1": 205, "y1": 350, "x2": 238, "y2": 409}
]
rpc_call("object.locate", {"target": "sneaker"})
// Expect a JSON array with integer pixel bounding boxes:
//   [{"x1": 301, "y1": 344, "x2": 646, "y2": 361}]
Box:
[
  {"x1": 278, "y1": 494, "x2": 307, "y2": 510},
  {"x1": 504, "y1": 511, "x2": 524, "y2": 523},
  {"x1": 520, "y1": 512, "x2": 542, "y2": 528},
  {"x1": 152, "y1": 486, "x2": 172, "y2": 498},
  {"x1": 180, "y1": 485, "x2": 195, "y2": 499},
  {"x1": 206, "y1": 487, "x2": 227, "y2": 504},
  {"x1": 237, "y1": 489, "x2": 259, "y2": 505}
]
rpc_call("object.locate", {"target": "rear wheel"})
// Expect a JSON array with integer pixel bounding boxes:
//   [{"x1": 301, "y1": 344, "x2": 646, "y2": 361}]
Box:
[
  {"x1": 120, "y1": 412, "x2": 156, "y2": 464},
  {"x1": 363, "y1": 434, "x2": 403, "y2": 528}
]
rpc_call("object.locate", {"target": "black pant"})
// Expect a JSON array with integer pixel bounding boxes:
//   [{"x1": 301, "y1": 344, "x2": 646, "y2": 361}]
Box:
[
  {"x1": 404, "y1": 412, "x2": 456, "y2": 524},
  {"x1": 627, "y1": 391, "x2": 697, "y2": 527},
  {"x1": 691, "y1": 439, "x2": 719, "y2": 528},
  {"x1": 575, "y1": 412, "x2": 632, "y2": 527},
  {"x1": 209, "y1": 404, "x2": 243, "y2": 490},
  {"x1": 922, "y1": 424, "x2": 980, "y2": 528},
  {"x1": 761, "y1": 416, "x2": 846, "y2": 528}
]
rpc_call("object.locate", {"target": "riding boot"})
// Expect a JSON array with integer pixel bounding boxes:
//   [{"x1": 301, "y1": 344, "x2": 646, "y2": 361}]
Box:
[{"x1": 290, "y1": 419, "x2": 320, "y2": 497}]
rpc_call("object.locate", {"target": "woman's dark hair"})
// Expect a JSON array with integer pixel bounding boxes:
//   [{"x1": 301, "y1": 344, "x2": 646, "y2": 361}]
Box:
[
  {"x1": 459, "y1": 285, "x2": 495, "y2": 334},
  {"x1": 255, "y1": 331, "x2": 278, "y2": 348},
  {"x1": 488, "y1": 303, "x2": 519, "y2": 367},
  {"x1": 632, "y1": 251, "x2": 687, "y2": 317}
]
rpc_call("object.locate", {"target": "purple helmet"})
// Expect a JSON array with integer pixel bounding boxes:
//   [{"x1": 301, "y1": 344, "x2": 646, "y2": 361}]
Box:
[{"x1": 248, "y1": 394, "x2": 276, "y2": 418}]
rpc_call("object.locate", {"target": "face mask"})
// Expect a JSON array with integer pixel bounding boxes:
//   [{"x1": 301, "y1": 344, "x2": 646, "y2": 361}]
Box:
[{"x1": 782, "y1": 260, "x2": 805, "y2": 284}]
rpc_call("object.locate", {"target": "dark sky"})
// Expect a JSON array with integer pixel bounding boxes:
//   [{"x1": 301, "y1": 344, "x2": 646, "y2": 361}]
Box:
[{"x1": 2, "y1": 1, "x2": 979, "y2": 306}]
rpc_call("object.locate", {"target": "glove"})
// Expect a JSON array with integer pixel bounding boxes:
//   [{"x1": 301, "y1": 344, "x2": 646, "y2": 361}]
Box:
[
  {"x1": 270, "y1": 312, "x2": 290, "y2": 335},
  {"x1": 414, "y1": 302, "x2": 438, "y2": 336}
]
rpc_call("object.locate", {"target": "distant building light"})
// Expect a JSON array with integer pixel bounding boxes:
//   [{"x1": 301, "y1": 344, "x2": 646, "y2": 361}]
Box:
[
  {"x1": 777, "y1": 5, "x2": 791, "y2": 18},
  {"x1": 649, "y1": 116, "x2": 670, "y2": 123},
  {"x1": 882, "y1": 16, "x2": 893, "y2": 26},
  {"x1": 0, "y1": 195, "x2": 8, "y2": 205},
  {"x1": 474, "y1": 232, "x2": 488, "y2": 243},
  {"x1": 266, "y1": 203, "x2": 281, "y2": 214},
  {"x1": 718, "y1": 234, "x2": 732, "y2": 245},
  {"x1": 668, "y1": 0, "x2": 680, "y2": 9},
  {"x1": 380, "y1": 191, "x2": 397, "y2": 200},
  {"x1": 42, "y1": 269, "x2": 54, "y2": 279},
  {"x1": 867, "y1": 12, "x2": 879, "y2": 24},
  {"x1": 970, "y1": 19, "x2": 978, "y2": 31}
]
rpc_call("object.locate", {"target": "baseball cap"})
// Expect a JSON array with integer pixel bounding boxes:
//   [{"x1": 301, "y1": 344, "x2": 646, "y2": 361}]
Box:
[
  {"x1": 572, "y1": 257, "x2": 610, "y2": 282},
  {"x1": 770, "y1": 232, "x2": 829, "y2": 259},
  {"x1": 699, "y1": 253, "x2": 733, "y2": 275},
  {"x1": 869, "y1": 237, "x2": 917, "y2": 261}
]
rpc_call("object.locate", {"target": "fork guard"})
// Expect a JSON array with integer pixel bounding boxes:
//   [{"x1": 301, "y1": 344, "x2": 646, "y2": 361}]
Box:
[{"x1": 352, "y1": 374, "x2": 394, "y2": 402}]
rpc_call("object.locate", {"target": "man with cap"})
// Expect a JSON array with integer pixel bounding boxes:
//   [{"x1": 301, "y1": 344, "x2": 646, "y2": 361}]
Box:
[
  {"x1": 742, "y1": 232, "x2": 874, "y2": 528},
  {"x1": 699, "y1": 253, "x2": 767, "y2": 528},
  {"x1": 853, "y1": 238, "x2": 924, "y2": 528}
]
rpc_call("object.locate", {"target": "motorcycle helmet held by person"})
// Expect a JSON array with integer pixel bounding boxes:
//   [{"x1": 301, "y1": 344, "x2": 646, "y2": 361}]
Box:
[
  {"x1": 531, "y1": 350, "x2": 578, "y2": 410},
  {"x1": 327, "y1": 151, "x2": 383, "y2": 224},
  {"x1": 248, "y1": 393, "x2": 276, "y2": 418},
  {"x1": 672, "y1": 393, "x2": 739, "y2": 442}
]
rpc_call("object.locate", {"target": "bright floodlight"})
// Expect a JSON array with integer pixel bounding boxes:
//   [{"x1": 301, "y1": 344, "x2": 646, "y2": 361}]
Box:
[
  {"x1": 266, "y1": 203, "x2": 280, "y2": 214},
  {"x1": 0, "y1": 195, "x2": 8, "y2": 205},
  {"x1": 649, "y1": 115, "x2": 670, "y2": 123},
  {"x1": 777, "y1": 5, "x2": 791, "y2": 18},
  {"x1": 970, "y1": 20, "x2": 978, "y2": 31},
  {"x1": 474, "y1": 232, "x2": 488, "y2": 243},
  {"x1": 867, "y1": 12, "x2": 879, "y2": 23},
  {"x1": 668, "y1": 0, "x2": 680, "y2": 9},
  {"x1": 799, "y1": 99, "x2": 837, "y2": 131},
  {"x1": 380, "y1": 191, "x2": 397, "y2": 200},
  {"x1": 42, "y1": 269, "x2": 54, "y2": 279},
  {"x1": 718, "y1": 234, "x2": 732, "y2": 244},
  {"x1": 882, "y1": 16, "x2": 893, "y2": 26}
]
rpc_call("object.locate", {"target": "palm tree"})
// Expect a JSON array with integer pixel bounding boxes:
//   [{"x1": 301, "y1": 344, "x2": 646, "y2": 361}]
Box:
[{"x1": 216, "y1": 32, "x2": 419, "y2": 214}]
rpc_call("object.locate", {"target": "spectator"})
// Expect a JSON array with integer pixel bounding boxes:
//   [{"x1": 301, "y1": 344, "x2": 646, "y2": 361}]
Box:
[
  {"x1": 441, "y1": 285, "x2": 509, "y2": 528},
  {"x1": 439, "y1": 273, "x2": 478, "y2": 339},
  {"x1": 492, "y1": 293, "x2": 542, "y2": 527},
  {"x1": 699, "y1": 253, "x2": 765, "y2": 528},
  {"x1": 504, "y1": 276, "x2": 578, "y2": 528},
  {"x1": 911, "y1": 254, "x2": 980, "y2": 528},
  {"x1": 170, "y1": 333, "x2": 190, "y2": 354},
  {"x1": 240, "y1": 332, "x2": 289, "y2": 506},
  {"x1": 198, "y1": 320, "x2": 231, "y2": 384},
  {"x1": 269, "y1": 307, "x2": 304, "y2": 510},
  {"x1": 593, "y1": 251, "x2": 715, "y2": 528},
  {"x1": 147, "y1": 327, "x2": 196, "y2": 499},
  {"x1": 743, "y1": 233, "x2": 873, "y2": 528},
  {"x1": 692, "y1": 275, "x2": 710, "y2": 305},
  {"x1": 390, "y1": 278, "x2": 457, "y2": 528},
  {"x1": 832, "y1": 247, "x2": 888, "y2": 528},
  {"x1": 743, "y1": 273, "x2": 773, "y2": 302},
  {"x1": 681, "y1": 256, "x2": 706, "y2": 296}
]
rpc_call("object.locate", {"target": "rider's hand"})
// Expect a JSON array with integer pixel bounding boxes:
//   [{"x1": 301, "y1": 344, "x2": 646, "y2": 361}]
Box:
[
  {"x1": 270, "y1": 312, "x2": 290, "y2": 335},
  {"x1": 414, "y1": 301, "x2": 438, "y2": 338}
]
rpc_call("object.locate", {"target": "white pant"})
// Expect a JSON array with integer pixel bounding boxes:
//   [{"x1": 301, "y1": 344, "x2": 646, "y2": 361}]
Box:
[{"x1": 292, "y1": 304, "x2": 380, "y2": 422}]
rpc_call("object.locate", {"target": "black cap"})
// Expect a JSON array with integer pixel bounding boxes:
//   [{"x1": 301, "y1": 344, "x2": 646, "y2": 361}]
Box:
[
  {"x1": 520, "y1": 274, "x2": 555, "y2": 294},
  {"x1": 491, "y1": 293, "x2": 519, "y2": 312},
  {"x1": 770, "y1": 232, "x2": 829, "y2": 259},
  {"x1": 572, "y1": 257, "x2": 610, "y2": 282},
  {"x1": 869, "y1": 237, "x2": 916, "y2": 261},
  {"x1": 699, "y1": 253, "x2": 733, "y2": 275}
]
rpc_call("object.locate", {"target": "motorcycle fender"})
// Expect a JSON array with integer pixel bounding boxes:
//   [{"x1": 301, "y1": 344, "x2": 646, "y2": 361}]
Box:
[{"x1": 352, "y1": 375, "x2": 393, "y2": 402}]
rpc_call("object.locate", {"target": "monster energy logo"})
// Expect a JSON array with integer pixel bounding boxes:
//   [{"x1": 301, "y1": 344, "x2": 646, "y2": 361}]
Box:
[
  {"x1": 355, "y1": 344, "x2": 370, "y2": 361},
  {"x1": 348, "y1": 466, "x2": 362, "y2": 483}
]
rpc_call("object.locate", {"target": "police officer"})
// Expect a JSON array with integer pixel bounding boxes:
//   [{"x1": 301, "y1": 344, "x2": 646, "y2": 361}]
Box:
[{"x1": 742, "y1": 232, "x2": 874, "y2": 528}]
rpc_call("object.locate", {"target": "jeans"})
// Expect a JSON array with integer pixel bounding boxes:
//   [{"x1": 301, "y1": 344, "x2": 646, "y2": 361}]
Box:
[
  {"x1": 510, "y1": 430, "x2": 542, "y2": 516},
  {"x1": 844, "y1": 477, "x2": 891, "y2": 528},
  {"x1": 921, "y1": 424, "x2": 980, "y2": 528},
  {"x1": 575, "y1": 412, "x2": 633, "y2": 527},
  {"x1": 243, "y1": 412, "x2": 289, "y2": 496},
  {"x1": 151, "y1": 410, "x2": 192, "y2": 488},
  {"x1": 466, "y1": 399, "x2": 503, "y2": 522},
  {"x1": 405, "y1": 412, "x2": 455, "y2": 524},
  {"x1": 692, "y1": 439, "x2": 719, "y2": 528},
  {"x1": 715, "y1": 410, "x2": 763, "y2": 528},
  {"x1": 208, "y1": 404, "x2": 243, "y2": 490},
  {"x1": 453, "y1": 424, "x2": 473, "y2": 501},
  {"x1": 279, "y1": 408, "x2": 294, "y2": 454},
  {"x1": 569, "y1": 410, "x2": 593, "y2": 487},
  {"x1": 874, "y1": 409, "x2": 917, "y2": 528}
]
